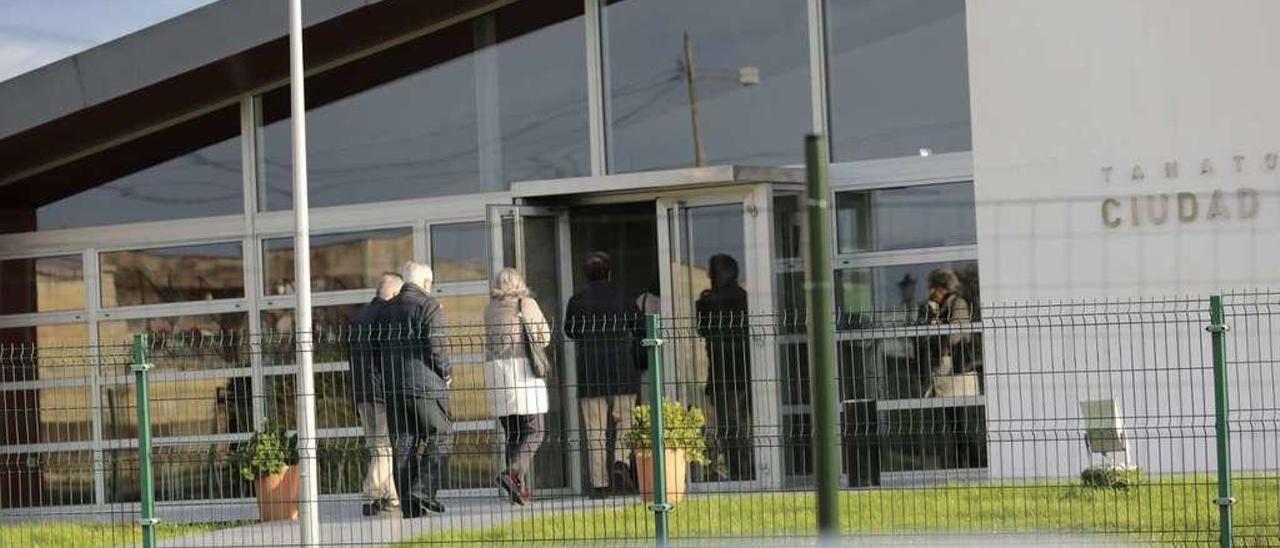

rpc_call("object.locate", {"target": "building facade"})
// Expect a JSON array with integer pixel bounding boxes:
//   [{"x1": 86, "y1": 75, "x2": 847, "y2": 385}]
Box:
[{"x1": 1, "y1": 0, "x2": 1275, "y2": 510}]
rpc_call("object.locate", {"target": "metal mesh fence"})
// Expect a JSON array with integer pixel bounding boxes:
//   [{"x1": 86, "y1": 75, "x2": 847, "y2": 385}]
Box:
[{"x1": 1, "y1": 293, "x2": 1277, "y2": 546}]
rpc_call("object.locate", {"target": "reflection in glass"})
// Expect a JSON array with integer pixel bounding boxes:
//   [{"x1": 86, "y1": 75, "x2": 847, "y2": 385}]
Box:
[
  {"x1": 100, "y1": 242, "x2": 244, "y2": 307},
  {"x1": 0, "y1": 255, "x2": 85, "y2": 314},
  {"x1": 0, "y1": 387, "x2": 93, "y2": 445},
  {"x1": 264, "y1": 373, "x2": 358, "y2": 430},
  {"x1": 263, "y1": 228, "x2": 413, "y2": 295},
  {"x1": 447, "y1": 364, "x2": 490, "y2": 422},
  {"x1": 431, "y1": 222, "x2": 488, "y2": 284},
  {"x1": 37, "y1": 108, "x2": 243, "y2": 230},
  {"x1": 107, "y1": 444, "x2": 251, "y2": 503},
  {"x1": 259, "y1": 1, "x2": 587, "y2": 210},
  {"x1": 259, "y1": 304, "x2": 364, "y2": 366},
  {"x1": 2, "y1": 451, "x2": 95, "y2": 508},
  {"x1": 0, "y1": 324, "x2": 90, "y2": 382},
  {"x1": 101, "y1": 378, "x2": 252, "y2": 439},
  {"x1": 98, "y1": 313, "x2": 247, "y2": 376},
  {"x1": 836, "y1": 182, "x2": 976, "y2": 254},
  {"x1": 605, "y1": 0, "x2": 809, "y2": 172},
  {"x1": 835, "y1": 260, "x2": 981, "y2": 401},
  {"x1": 879, "y1": 405, "x2": 987, "y2": 471},
  {"x1": 434, "y1": 294, "x2": 491, "y2": 327},
  {"x1": 827, "y1": 0, "x2": 970, "y2": 161}
]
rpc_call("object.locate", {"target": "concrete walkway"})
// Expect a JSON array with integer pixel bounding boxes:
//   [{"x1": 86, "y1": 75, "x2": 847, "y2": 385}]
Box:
[{"x1": 160, "y1": 494, "x2": 636, "y2": 547}]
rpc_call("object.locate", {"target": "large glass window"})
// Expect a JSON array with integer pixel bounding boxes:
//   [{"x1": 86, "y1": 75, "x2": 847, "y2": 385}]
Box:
[
  {"x1": 259, "y1": 304, "x2": 364, "y2": 366},
  {"x1": 0, "y1": 255, "x2": 85, "y2": 315},
  {"x1": 107, "y1": 444, "x2": 250, "y2": 503},
  {"x1": 836, "y1": 260, "x2": 979, "y2": 316},
  {"x1": 100, "y1": 242, "x2": 244, "y2": 308},
  {"x1": 604, "y1": 0, "x2": 810, "y2": 172},
  {"x1": 98, "y1": 313, "x2": 248, "y2": 377},
  {"x1": 430, "y1": 222, "x2": 487, "y2": 284},
  {"x1": 36, "y1": 108, "x2": 243, "y2": 230},
  {"x1": 0, "y1": 324, "x2": 90, "y2": 382},
  {"x1": 100, "y1": 378, "x2": 253, "y2": 439},
  {"x1": 263, "y1": 228, "x2": 413, "y2": 295},
  {"x1": 835, "y1": 182, "x2": 976, "y2": 254},
  {"x1": 826, "y1": 0, "x2": 971, "y2": 161},
  {"x1": 259, "y1": 1, "x2": 587, "y2": 211},
  {"x1": 0, "y1": 387, "x2": 93, "y2": 445}
]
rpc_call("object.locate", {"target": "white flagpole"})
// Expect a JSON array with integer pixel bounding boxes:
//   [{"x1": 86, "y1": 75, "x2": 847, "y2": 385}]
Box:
[{"x1": 288, "y1": 0, "x2": 320, "y2": 544}]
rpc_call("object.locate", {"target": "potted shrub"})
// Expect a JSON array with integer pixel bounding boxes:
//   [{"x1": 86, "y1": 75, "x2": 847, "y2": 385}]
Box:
[
  {"x1": 625, "y1": 398, "x2": 709, "y2": 503},
  {"x1": 230, "y1": 423, "x2": 300, "y2": 522}
]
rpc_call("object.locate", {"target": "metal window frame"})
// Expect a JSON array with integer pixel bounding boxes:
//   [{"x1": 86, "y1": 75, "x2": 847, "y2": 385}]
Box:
[{"x1": 0, "y1": 0, "x2": 990, "y2": 504}]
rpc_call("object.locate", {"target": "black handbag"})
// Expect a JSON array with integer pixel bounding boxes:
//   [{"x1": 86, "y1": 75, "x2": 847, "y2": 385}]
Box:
[{"x1": 518, "y1": 298, "x2": 552, "y2": 378}]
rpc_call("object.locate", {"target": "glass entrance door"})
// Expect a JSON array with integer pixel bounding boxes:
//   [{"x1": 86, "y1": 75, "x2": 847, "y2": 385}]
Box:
[
  {"x1": 485, "y1": 204, "x2": 577, "y2": 492},
  {"x1": 656, "y1": 185, "x2": 784, "y2": 490}
]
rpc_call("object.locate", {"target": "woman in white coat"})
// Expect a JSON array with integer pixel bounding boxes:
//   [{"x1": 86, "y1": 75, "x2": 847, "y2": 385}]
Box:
[{"x1": 485, "y1": 268, "x2": 551, "y2": 505}]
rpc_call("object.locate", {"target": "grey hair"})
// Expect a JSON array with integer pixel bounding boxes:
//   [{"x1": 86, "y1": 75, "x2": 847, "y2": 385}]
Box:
[
  {"x1": 376, "y1": 272, "x2": 404, "y2": 300},
  {"x1": 401, "y1": 261, "x2": 434, "y2": 291},
  {"x1": 491, "y1": 267, "x2": 529, "y2": 299}
]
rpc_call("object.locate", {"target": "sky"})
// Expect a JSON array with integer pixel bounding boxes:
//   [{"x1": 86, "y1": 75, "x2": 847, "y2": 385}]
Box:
[{"x1": 0, "y1": 0, "x2": 218, "y2": 83}]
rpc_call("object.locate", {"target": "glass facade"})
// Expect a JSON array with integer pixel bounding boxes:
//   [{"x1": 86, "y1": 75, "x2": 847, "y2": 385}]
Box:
[
  {"x1": 826, "y1": 0, "x2": 971, "y2": 161},
  {"x1": 99, "y1": 242, "x2": 244, "y2": 307},
  {"x1": 604, "y1": 0, "x2": 811, "y2": 172},
  {"x1": 36, "y1": 109, "x2": 243, "y2": 230},
  {"x1": 835, "y1": 182, "x2": 977, "y2": 253},
  {"x1": 259, "y1": 0, "x2": 588, "y2": 211},
  {"x1": 0, "y1": 255, "x2": 85, "y2": 315},
  {"x1": 263, "y1": 228, "x2": 413, "y2": 295},
  {"x1": 1, "y1": 0, "x2": 980, "y2": 504},
  {"x1": 430, "y1": 222, "x2": 488, "y2": 284}
]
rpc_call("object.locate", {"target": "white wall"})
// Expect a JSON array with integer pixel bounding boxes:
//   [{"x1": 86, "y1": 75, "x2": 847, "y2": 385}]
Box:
[{"x1": 967, "y1": 0, "x2": 1280, "y2": 478}]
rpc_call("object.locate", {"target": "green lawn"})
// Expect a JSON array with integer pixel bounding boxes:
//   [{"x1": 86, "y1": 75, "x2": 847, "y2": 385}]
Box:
[
  {"x1": 408, "y1": 476, "x2": 1279, "y2": 546},
  {"x1": 0, "y1": 521, "x2": 237, "y2": 548}
]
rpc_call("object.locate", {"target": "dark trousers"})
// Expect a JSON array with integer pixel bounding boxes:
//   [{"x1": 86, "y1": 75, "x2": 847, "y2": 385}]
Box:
[
  {"x1": 387, "y1": 394, "x2": 453, "y2": 514},
  {"x1": 707, "y1": 386, "x2": 754, "y2": 481},
  {"x1": 499, "y1": 414, "x2": 545, "y2": 484}
]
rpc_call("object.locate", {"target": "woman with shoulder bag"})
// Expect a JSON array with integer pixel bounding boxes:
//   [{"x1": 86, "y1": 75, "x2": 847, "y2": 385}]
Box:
[{"x1": 484, "y1": 268, "x2": 552, "y2": 505}]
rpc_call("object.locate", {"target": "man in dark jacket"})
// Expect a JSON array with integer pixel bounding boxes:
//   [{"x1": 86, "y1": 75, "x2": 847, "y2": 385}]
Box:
[
  {"x1": 349, "y1": 272, "x2": 403, "y2": 516},
  {"x1": 565, "y1": 252, "x2": 641, "y2": 498},
  {"x1": 695, "y1": 254, "x2": 753, "y2": 481},
  {"x1": 379, "y1": 261, "x2": 453, "y2": 517}
]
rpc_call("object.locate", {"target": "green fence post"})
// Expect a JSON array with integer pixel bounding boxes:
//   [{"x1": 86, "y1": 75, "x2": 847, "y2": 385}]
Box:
[
  {"x1": 643, "y1": 314, "x2": 670, "y2": 548},
  {"x1": 1208, "y1": 295, "x2": 1234, "y2": 548},
  {"x1": 805, "y1": 133, "x2": 839, "y2": 539},
  {"x1": 132, "y1": 334, "x2": 157, "y2": 548}
]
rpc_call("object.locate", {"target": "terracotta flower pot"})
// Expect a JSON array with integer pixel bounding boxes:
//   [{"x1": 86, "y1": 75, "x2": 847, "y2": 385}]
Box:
[
  {"x1": 635, "y1": 449, "x2": 688, "y2": 503},
  {"x1": 256, "y1": 465, "x2": 300, "y2": 522}
]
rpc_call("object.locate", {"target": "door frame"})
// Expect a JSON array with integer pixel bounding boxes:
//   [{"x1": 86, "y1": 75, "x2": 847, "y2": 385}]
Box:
[
  {"x1": 655, "y1": 183, "x2": 785, "y2": 491},
  {"x1": 484, "y1": 203, "x2": 582, "y2": 496}
]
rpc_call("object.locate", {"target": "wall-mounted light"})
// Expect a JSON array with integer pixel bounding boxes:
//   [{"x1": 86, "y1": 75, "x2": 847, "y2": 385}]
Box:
[
  {"x1": 738, "y1": 66, "x2": 760, "y2": 86},
  {"x1": 918, "y1": 147, "x2": 933, "y2": 157}
]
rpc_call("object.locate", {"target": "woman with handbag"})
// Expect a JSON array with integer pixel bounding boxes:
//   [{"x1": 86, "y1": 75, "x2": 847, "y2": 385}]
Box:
[{"x1": 484, "y1": 268, "x2": 552, "y2": 505}]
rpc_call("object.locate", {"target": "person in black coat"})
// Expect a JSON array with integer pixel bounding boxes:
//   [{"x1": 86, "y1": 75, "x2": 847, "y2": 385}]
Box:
[
  {"x1": 565, "y1": 252, "x2": 641, "y2": 498},
  {"x1": 379, "y1": 261, "x2": 453, "y2": 517},
  {"x1": 695, "y1": 254, "x2": 753, "y2": 481},
  {"x1": 349, "y1": 272, "x2": 403, "y2": 516}
]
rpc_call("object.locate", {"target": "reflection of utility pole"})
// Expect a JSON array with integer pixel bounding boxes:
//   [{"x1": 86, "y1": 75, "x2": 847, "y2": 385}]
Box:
[{"x1": 682, "y1": 32, "x2": 706, "y2": 167}]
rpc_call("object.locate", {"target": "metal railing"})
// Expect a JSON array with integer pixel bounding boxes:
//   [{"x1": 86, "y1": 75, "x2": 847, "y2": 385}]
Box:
[{"x1": 1, "y1": 294, "x2": 1278, "y2": 547}]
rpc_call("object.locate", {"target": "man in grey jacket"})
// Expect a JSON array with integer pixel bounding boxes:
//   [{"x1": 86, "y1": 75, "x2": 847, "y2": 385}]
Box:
[{"x1": 379, "y1": 261, "x2": 453, "y2": 517}]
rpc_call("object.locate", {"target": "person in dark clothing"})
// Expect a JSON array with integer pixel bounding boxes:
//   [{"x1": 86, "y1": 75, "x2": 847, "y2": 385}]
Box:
[
  {"x1": 379, "y1": 261, "x2": 453, "y2": 517},
  {"x1": 565, "y1": 252, "x2": 642, "y2": 498},
  {"x1": 695, "y1": 254, "x2": 753, "y2": 481},
  {"x1": 349, "y1": 272, "x2": 403, "y2": 516}
]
